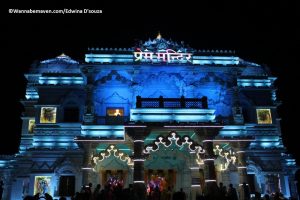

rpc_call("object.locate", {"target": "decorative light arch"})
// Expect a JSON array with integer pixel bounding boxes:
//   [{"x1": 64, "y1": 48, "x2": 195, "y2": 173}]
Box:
[
  {"x1": 213, "y1": 144, "x2": 237, "y2": 171},
  {"x1": 143, "y1": 132, "x2": 205, "y2": 155},
  {"x1": 91, "y1": 145, "x2": 133, "y2": 166}
]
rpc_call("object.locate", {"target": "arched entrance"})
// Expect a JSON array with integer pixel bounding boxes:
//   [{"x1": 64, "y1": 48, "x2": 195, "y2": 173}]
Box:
[
  {"x1": 143, "y1": 131, "x2": 205, "y2": 198},
  {"x1": 91, "y1": 144, "x2": 133, "y2": 189}
]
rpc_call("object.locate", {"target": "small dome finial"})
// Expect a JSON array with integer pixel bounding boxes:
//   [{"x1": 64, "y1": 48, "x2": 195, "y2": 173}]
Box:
[{"x1": 156, "y1": 31, "x2": 162, "y2": 39}]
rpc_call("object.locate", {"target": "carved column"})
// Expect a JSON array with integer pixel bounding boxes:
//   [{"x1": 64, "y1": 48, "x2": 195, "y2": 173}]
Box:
[
  {"x1": 232, "y1": 141, "x2": 251, "y2": 200},
  {"x1": 82, "y1": 142, "x2": 93, "y2": 185},
  {"x1": 5, "y1": 182, "x2": 12, "y2": 200},
  {"x1": 202, "y1": 137, "x2": 218, "y2": 197},
  {"x1": 2, "y1": 173, "x2": 12, "y2": 200},
  {"x1": 81, "y1": 66, "x2": 95, "y2": 124},
  {"x1": 289, "y1": 175, "x2": 298, "y2": 199},
  {"x1": 232, "y1": 86, "x2": 244, "y2": 124},
  {"x1": 197, "y1": 128, "x2": 220, "y2": 199},
  {"x1": 126, "y1": 127, "x2": 151, "y2": 200}
]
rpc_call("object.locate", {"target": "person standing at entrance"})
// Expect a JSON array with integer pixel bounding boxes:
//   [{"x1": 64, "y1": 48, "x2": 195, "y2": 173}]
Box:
[
  {"x1": 93, "y1": 184, "x2": 101, "y2": 199},
  {"x1": 219, "y1": 182, "x2": 227, "y2": 199}
]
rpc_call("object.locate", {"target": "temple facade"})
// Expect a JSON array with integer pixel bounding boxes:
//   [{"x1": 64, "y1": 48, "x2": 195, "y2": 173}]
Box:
[{"x1": 0, "y1": 35, "x2": 298, "y2": 200}]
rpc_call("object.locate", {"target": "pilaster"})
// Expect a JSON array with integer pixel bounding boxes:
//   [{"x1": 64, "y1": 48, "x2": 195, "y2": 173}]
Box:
[
  {"x1": 81, "y1": 66, "x2": 95, "y2": 124},
  {"x1": 126, "y1": 127, "x2": 151, "y2": 200}
]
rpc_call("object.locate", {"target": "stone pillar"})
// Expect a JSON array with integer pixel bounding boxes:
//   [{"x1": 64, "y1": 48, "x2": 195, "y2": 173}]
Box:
[
  {"x1": 82, "y1": 142, "x2": 93, "y2": 185},
  {"x1": 232, "y1": 141, "x2": 251, "y2": 200},
  {"x1": 237, "y1": 150, "x2": 248, "y2": 184},
  {"x1": 5, "y1": 182, "x2": 12, "y2": 200},
  {"x1": 1, "y1": 171, "x2": 12, "y2": 200},
  {"x1": 288, "y1": 175, "x2": 298, "y2": 199},
  {"x1": 54, "y1": 174, "x2": 60, "y2": 197},
  {"x1": 202, "y1": 138, "x2": 218, "y2": 197},
  {"x1": 126, "y1": 127, "x2": 151, "y2": 200},
  {"x1": 232, "y1": 86, "x2": 244, "y2": 125},
  {"x1": 195, "y1": 127, "x2": 222, "y2": 199},
  {"x1": 133, "y1": 139, "x2": 145, "y2": 183},
  {"x1": 81, "y1": 66, "x2": 95, "y2": 124},
  {"x1": 133, "y1": 138, "x2": 146, "y2": 200}
]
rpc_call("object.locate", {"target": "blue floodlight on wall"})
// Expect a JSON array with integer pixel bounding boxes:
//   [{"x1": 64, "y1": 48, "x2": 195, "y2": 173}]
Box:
[
  {"x1": 260, "y1": 142, "x2": 273, "y2": 148},
  {"x1": 219, "y1": 126, "x2": 246, "y2": 137},
  {"x1": 237, "y1": 78, "x2": 274, "y2": 87},
  {"x1": 192, "y1": 56, "x2": 239, "y2": 65},
  {"x1": 130, "y1": 108, "x2": 215, "y2": 123},
  {"x1": 39, "y1": 76, "x2": 84, "y2": 85},
  {"x1": 85, "y1": 54, "x2": 133, "y2": 63},
  {"x1": 0, "y1": 160, "x2": 7, "y2": 167},
  {"x1": 25, "y1": 88, "x2": 39, "y2": 99},
  {"x1": 286, "y1": 159, "x2": 296, "y2": 166},
  {"x1": 81, "y1": 125, "x2": 125, "y2": 139}
]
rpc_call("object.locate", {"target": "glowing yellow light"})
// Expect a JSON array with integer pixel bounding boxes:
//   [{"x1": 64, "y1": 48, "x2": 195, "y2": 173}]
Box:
[
  {"x1": 114, "y1": 109, "x2": 121, "y2": 116},
  {"x1": 28, "y1": 119, "x2": 35, "y2": 133},
  {"x1": 107, "y1": 108, "x2": 123, "y2": 116},
  {"x1": 58, "y1": 53, "x2": 67, "y2": 57},
  {"x1": 156, "y1": 32, "x2": 162, "y2": 39}
]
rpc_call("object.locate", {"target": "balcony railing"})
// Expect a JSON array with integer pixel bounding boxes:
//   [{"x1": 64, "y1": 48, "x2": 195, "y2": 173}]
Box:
[{"x1": 136, "y1": 95, "x2": 208, "y2": 109}]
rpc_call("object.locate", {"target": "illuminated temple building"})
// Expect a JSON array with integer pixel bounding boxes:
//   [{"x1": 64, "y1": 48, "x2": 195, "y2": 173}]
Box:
[{"x1": 0, "y1": 35, "x2": 298, "y2": 200}]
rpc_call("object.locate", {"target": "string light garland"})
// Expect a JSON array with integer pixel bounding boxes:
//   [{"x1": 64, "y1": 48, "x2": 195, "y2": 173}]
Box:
[
  {"x1": 213, "y1": 145, "x2": 237, "y2": 171},
  {"x1": 144, "y1": 132, "x2": 205, "y2": 155},
  {"x1": 92, "y1": 145, "x2": 133, "y2": 166}
]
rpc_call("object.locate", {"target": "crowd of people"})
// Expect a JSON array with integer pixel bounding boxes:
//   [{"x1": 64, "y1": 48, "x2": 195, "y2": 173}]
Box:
[
  {"x1": 22, "y1": 182, "x2": 186, "y2": 200},
  {"x1": 20, "y1": 181, "x2": 298, "y2": 200},
  {"x1": 70, "y1": 183, "x2": 187, "y2": 200},
  {"x1": 196, "y1": 182, "x2": 295, "y2": 200},
  {"x1": 147, "y1": 186, "x2": 186, "y2": 200}
]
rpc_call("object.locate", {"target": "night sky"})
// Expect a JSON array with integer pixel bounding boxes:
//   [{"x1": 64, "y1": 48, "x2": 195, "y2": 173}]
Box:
[{"x1": 2, "y1": 2, "x2": 299, "y2": 164}]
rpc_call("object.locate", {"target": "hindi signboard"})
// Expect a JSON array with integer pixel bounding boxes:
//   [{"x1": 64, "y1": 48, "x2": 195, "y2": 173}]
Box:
[{"x1": 134, "y1": 48, "x2": 192, "y2": 63}]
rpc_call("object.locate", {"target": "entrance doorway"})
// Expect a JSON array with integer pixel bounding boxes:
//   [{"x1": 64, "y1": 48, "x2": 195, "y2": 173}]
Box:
[
  {"x1": 102, "y1": 170, "x2": 126, "y2": 189},
  {"x1": 59, "y1": 176, "x2": 75, "y2": 197},
  {"x1": 145, "y1": 169, "x2": 176, "y2": 194}
]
